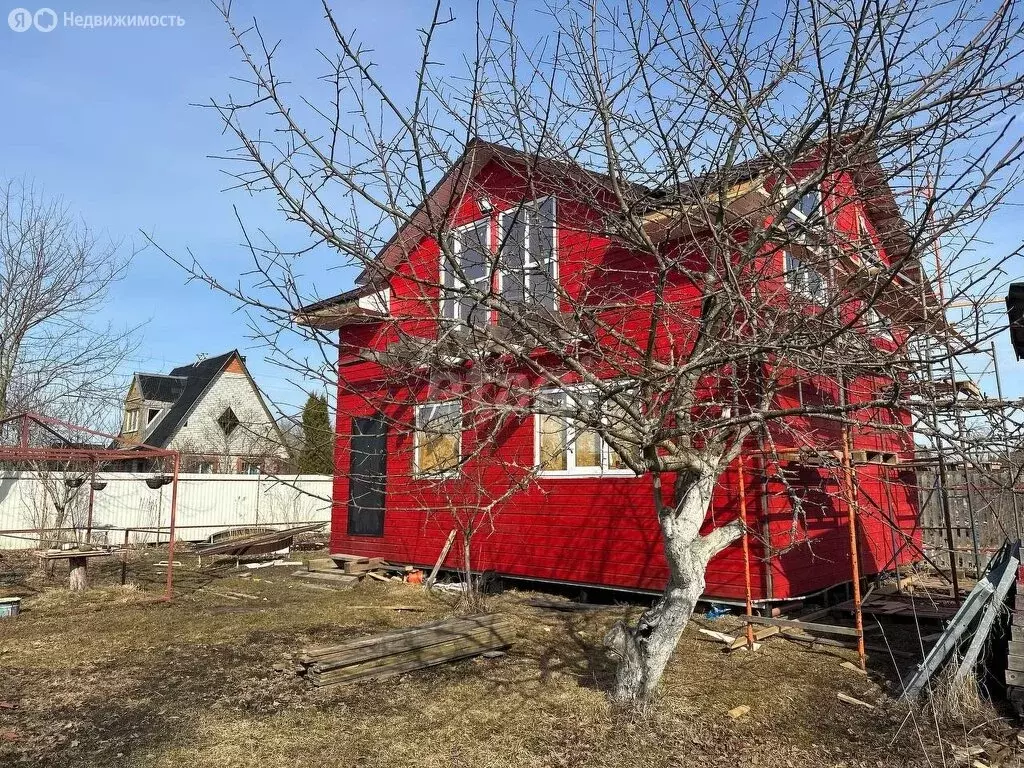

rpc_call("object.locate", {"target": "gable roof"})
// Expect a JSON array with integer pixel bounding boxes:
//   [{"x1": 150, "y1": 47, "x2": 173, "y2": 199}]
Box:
[
  {"x1": 355, "y1": 138, "x2": 653, "y2": 287},
  {"x1": 309, "y1": 135, "x2": 949, "y2": 336},
  {"x1": 142, "y1": 350, "x2": 244, "y2": 448}
]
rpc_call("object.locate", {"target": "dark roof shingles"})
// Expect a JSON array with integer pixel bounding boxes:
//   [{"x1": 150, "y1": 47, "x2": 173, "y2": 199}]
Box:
[{"x1": 143, "y1": 350, "x2": 241, "y2": 448}]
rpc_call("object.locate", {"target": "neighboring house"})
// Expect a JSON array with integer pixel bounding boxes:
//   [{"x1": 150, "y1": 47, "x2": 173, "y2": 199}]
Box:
[
  {"x1": 119, "y1": 350, "x2": 288, "y2": 474},
  {"x1": 296, "y1": 139, "x2": 926, "y2": 600}
]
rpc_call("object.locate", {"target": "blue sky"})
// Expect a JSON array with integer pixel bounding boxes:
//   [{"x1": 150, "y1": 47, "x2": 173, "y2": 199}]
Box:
[
  {"x1": 0, "y1": 0, "x2": 439, "y2": 416},
  {"x1": 0, "y1": 0, "x2": 1021, "y2": 421}
]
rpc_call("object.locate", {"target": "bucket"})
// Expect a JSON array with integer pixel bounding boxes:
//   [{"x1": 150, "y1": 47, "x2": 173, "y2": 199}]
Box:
[{"x1": 0, "y1": 597, "x2": 21, "y2": 619}]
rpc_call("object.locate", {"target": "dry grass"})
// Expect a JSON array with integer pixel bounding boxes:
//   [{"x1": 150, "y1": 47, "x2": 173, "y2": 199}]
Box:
[{"x1": 0, "y1": 548, "x2": 1019, "y2": 767}]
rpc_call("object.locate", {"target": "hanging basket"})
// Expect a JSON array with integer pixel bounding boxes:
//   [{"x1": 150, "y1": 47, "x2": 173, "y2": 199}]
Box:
[
  {"x1": 145, "y1": 475, "x2": 172, "y2": 489},
  {"x1": 64, "y1": 478, "x2": 85, "y2": 489},
  {"x1": 90, "y1": 481, "x2": 107, "y2": 491}
]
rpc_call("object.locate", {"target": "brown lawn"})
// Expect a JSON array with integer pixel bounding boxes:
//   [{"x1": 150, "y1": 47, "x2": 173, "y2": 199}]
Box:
[{"x1": 0, "y1": 547, "x2": 1017, "y2": 767}]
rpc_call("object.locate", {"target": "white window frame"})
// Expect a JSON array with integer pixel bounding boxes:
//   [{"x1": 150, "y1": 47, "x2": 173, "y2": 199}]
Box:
[
  {"x1": 534, "y1": 386, "x2": 638, "y2": 477},
  {"x1": 124, "y1": 409, "x2": 139, "y2": 432},
  {"x1": 781, "y1": 183, "x2": 825, "y2": 226},
  {"x1": 440, "y1": 218, "x2": 493, "y2": 325},
  {"x1": 783, "y1": 249, "x2": 828, "y2": 304},
  {"x1": 413, "y1": 400, "x2": 463, "y2": 479},
  {"x1": 863, "y1": 305, "x2": 895, "y2": 341},
  {"x1": 856, "y1": 213, "x2": 887, "y2": 272},
  {"x1": 497, "y1": 196, "x2": 559, "y2": 312}
]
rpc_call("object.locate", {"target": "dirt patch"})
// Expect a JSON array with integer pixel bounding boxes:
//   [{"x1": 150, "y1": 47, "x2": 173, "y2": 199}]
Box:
[{"x1": 0, "y1": 549, "x2": 1019, "y2": 767}]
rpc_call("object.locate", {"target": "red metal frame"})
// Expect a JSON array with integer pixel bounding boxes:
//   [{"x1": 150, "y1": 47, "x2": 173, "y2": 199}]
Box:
[{"x1": 0, "y1": 412, "x2": 182, "y2": 601}]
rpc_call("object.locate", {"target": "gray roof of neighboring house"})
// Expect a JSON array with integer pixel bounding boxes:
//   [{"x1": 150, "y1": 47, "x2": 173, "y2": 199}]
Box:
[
  {"x1": 136, "y1": 374, "x2": 187, "y2": 403},
  {"x1": 141, "y1": 350, "x2": 243, "y2": 448}
]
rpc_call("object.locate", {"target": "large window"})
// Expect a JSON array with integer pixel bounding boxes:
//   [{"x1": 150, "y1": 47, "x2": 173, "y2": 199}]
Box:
[
  {"x1": 498, "y1": 197, "x2": 558, "y2": 313},
  {"x1": 536, "y1": 389, "x2": 638, "y2": 476},
  {"x1": 441, "y1": 218, "x2": 492, "y2": 326},
  {"x1": 414, "y1": 401, "x2": 462, "y2": 477},
  {"x1": 440, "y1": 197, "x2": 558, "y2": 325},
  {"x1": 783, "y1": 250, "x2": 827, "y2": 303}
]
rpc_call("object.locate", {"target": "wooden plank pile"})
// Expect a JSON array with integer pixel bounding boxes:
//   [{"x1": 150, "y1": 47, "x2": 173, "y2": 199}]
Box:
[
  {"x1": 327, "y1": 554, "x2": 420, "y2": 582},
  {"x1": 194, "y1": 523, "x2": 326, "y2": 559},
  {"x1": 299, "y1": 613, "x2": 514, "y2": 687}
]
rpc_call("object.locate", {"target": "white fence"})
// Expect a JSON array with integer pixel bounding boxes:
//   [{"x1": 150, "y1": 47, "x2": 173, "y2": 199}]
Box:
[{"x1": 0, "y1": 472, "x2": 334, "y2": 549}]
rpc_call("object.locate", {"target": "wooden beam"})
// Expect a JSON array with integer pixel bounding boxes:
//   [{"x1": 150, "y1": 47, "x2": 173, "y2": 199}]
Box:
[
  {"x1": 742, "y1": 615, "x2": 862, "y2": 637},
  {"x1": 426, "y1": 530, "x2": 457, "y2": 587}
]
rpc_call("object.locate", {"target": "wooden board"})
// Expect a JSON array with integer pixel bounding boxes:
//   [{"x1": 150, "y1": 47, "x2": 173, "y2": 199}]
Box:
[
  {"x1": 35, "y1": 549, "x2": 120, "y2": 561},
  {"x1": 743, "y1": 615, "x2": 862, "y2": 637},
  {"x1": 301, "y1": 614, "x2": 504, "y2": 662},
  {"x1": 302, "y1": 613, "x2": 515, "y2": 687}
]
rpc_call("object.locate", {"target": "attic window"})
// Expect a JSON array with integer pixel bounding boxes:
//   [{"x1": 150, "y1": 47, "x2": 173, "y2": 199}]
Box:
[
  {"x1": 441, "y1": 219, "x2": 493, "y2": 326},
  {"x1": 499, "y1": 197, "x2": 557, "y2": 313},
  {"x1": 783, "y1": 185, "x2": 824, "y2": 231},
  {"x1": 218, "y1": 407, "x2": 240, "y2": 437}
]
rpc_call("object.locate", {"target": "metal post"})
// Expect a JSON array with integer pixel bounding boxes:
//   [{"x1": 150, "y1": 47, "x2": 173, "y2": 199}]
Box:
[
  {"x1": 120, "y1": 528, "x2": 129, "y2": 586},
  {"x1": 924, "y1": 351, "x2": 961, "y2": 602},
  {"x1": 163, "y1": 454, "x2": 180, "y2": 602},
  {"x1": 991, "y1": 340, "x2": 1022, "y2": 539},
  {"x1": 737, "y1": 455, "x2": 755, "y2": 650},
  {"x1": 85, "y1": 465, "x2": 96, "y2": 544},
  {"x1": 963, "y1": 467, "x2": 982, "y2": 577},
  {"x1": 837, "y1": 375, "x2": 867, "y2": 672}
]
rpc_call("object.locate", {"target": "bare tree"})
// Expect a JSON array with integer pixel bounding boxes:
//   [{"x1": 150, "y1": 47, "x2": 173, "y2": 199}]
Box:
[
  {"x1": 0, "y1": 179, "x2": 138, "y2": 421},
  {"x1": 161, "y1": 0, "x2": 1024, "y2": 704}
]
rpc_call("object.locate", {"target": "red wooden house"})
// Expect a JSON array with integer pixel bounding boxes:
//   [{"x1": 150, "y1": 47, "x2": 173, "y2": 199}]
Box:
[{"x1": 298, "y1": 140, "x2": 927, "y2": 602}]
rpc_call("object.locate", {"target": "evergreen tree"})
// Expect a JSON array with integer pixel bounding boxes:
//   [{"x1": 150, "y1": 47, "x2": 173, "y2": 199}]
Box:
[{"x1": 298, "y1": 393, "x2": 334, "y2": 475}]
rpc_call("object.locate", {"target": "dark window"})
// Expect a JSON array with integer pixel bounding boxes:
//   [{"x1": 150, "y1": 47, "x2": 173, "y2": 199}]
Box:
[
  {"x1": 499, "y1": 197, "x2": 557, "y2": 312},
  {"x1": 218, "y1": 407, "x2": 239, "y2": 436},
  {"x1": 442, "y1": 218, "x2": 492, "y2": 326}
]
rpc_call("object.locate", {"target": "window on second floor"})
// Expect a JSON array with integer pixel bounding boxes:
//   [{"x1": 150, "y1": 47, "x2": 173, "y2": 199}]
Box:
[
  {"x1": 439, "y1": 197, "x2": 557, "y2": 326},
  {"x1": 783, "y1": 250, "x2": 828, "y2": 303},
  {"x1": 498, "y1": 197, "x2": 557, "y2": 314},
  {"x1": 218, "y1": 407, "x2": 240, "y2": 437},
  {"x1": 124, "y1": 409, "x2": 139, "y2": 433},
  {"x1": 784, "y1": 185, "x2": 824, "y2": 231},
  {"x1": 441, "y1": 218, "x2": 492, "y2": 326},
  {"x1": 857, "y1": 214, "x2": 880, "y2": 263},
  {"x1": 240, "y1": 461, "x2": 261, "y2": 475},
  {"x1": 863, "y1": 306, "x2": 895, "y2": 341}
]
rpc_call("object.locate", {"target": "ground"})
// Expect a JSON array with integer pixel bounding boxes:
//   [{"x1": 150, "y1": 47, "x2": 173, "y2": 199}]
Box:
[{"x1": 0, "y1": 546, "x2": 1019, "y2": 767}]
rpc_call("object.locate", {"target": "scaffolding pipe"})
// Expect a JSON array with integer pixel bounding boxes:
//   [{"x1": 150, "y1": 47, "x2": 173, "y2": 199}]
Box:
[
  {"x1": 737, "y1": 455, "x2": 755, "y2": 650},
  {"x1": 837, "y1": 377, "x2": 867, "y2": 672},
  {"x1": 163, "y1": 453, "x2": 180, "y2": 602},
  {"x1": 991, "y1": 340, "x2": 1022, "y2": 540}
]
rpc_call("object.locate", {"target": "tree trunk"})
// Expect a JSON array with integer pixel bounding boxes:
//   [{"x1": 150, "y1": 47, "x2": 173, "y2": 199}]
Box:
[{"x1": 605, "y1": 470, "x2": 741, "y2": 705}]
